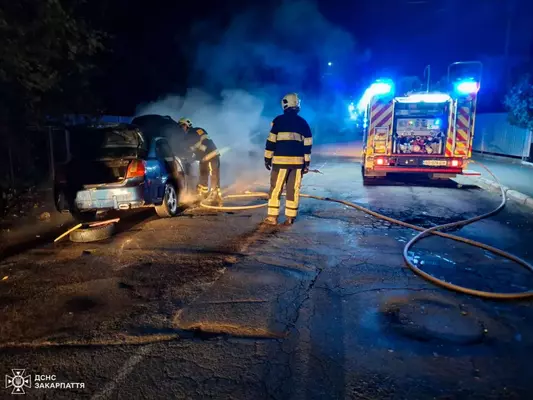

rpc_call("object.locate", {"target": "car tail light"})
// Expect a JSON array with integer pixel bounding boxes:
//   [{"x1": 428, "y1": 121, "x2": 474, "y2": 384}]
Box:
[
  {"x1": 126, "y1": 160, "x2": 146, "y2": 179},
  {"x1": 450, "y1": 159, "x2": 462, "y2": 167}
]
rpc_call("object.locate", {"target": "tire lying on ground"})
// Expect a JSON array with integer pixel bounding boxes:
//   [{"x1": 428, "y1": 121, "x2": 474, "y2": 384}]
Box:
[{"x1": 69, "y1": 223, "x2": 116, "y2": 243}]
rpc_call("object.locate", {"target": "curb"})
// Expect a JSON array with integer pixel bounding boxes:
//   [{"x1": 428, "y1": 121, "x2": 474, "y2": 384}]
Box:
[
  {"x1": 472, "y1": 153, "x2": 533, "y2": 167},
  {"x1": 461, "y1": 175, "x2": 533, "y2": 210}
]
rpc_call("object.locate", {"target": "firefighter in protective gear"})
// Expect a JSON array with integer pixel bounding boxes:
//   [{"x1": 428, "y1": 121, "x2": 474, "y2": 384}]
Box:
[
  {"x1": 263, "y1": 93, "x2": 312, "y2": 225},
  {"x1": 178, "y1": 118, "x2": 223, "y2": 206}
]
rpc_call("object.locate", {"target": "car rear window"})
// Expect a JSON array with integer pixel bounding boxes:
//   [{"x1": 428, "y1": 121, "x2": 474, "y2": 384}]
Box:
[
  {"x1": 69, "y1": 126, "x2": 146, "y2": 160},
  {"x1": 102, "y1": 129, "x2": 142, "y2": 147}
]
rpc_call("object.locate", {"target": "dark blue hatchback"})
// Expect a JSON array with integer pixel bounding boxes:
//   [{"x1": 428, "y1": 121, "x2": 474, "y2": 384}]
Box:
[{"x1": 54, "y1": 120, "x2": 192, "y2": 222}]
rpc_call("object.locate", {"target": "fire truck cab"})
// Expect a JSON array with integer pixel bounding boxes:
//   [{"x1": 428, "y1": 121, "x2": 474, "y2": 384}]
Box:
[{"x1": 361, "y1": 69, "x2": 480, "y2": 184}]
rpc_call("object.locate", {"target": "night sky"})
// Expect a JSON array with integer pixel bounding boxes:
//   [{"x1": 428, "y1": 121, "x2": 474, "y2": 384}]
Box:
[{"x1": 94, "y1": 0, "x2": 533, "y2": 115}]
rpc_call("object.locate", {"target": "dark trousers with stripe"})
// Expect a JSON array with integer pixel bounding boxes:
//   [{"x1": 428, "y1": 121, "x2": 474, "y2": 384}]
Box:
[
  {"x1": 268, "y1": 166, "x2": 303, "y2": 218},
  {"x1": 198, "y1": 155, "x2": 221, "y2": 195}
]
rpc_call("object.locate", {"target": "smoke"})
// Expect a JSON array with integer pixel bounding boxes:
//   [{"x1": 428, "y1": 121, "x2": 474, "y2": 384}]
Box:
[
  {"x1": 136, "y1": 0, "x2": 358, "y2": 191},
  {"x1": 136, "y1": 89, "x2": 270, "y2": 191}
]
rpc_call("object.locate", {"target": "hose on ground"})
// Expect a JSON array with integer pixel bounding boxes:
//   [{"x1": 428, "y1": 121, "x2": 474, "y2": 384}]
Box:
[{"x1": 199, "y1": 162, "x2": 533, "y2": 300}]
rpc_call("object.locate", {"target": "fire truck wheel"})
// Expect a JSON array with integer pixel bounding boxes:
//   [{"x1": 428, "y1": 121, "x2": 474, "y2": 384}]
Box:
[{"x1": 362, "y1": 176, "x2": 375, "y2": 186}]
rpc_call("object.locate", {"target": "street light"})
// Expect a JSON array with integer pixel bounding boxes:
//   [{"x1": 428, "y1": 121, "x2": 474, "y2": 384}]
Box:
[{"x1": 327, "y1": 61, "x2": 333, "y2": 67}]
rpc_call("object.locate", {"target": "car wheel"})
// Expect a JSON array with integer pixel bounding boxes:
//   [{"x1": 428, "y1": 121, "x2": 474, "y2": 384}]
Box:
[
  {"x1": 70, "y1": 223, "x2": 116, "y2": 243},
  {"x1": 155, "y1": 182, "x2": 179, "y2": 217}
]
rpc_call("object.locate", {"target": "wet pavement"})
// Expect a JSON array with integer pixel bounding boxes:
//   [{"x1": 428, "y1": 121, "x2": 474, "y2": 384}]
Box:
[{"x1": 1, "y1": 156, "x2": 533, "y2": 399}]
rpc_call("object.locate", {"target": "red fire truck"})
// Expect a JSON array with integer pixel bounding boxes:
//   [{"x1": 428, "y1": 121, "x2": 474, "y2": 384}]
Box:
[{"x1": 361, "y1": 62, "x2": 481, "y2": 184}]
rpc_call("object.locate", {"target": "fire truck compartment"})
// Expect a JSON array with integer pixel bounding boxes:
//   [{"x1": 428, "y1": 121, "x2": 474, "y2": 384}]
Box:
[{"x1": 391, "y1": 101, "x2": 450, "y2": 156}]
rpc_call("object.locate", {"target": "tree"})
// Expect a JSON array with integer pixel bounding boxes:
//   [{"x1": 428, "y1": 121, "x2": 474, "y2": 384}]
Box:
[
  {"x1": 504, "y1": 73, "x2": 533, "y2": 131},
  {"x1": 0, "y1": 0, "x2": 106, "y2": 119},
  {"x1": 0, "y1": 0, "x2": 107, "y2": 188}
]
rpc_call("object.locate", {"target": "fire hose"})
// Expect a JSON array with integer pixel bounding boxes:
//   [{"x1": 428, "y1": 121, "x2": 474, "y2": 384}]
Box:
[{"x1": 199, "y1": 162, "x2": 533, "y2": 300}]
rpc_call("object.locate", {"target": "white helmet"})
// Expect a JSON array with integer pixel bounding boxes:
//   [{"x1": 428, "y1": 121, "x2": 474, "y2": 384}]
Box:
[{"x1": 281, "y1": 93, "x2": 301, "y2": 111}]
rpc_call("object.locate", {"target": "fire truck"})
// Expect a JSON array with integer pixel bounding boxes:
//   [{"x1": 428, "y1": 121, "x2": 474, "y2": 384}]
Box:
[{"x1": 361, "y1": 62, "x2": 481, "y2": 184}]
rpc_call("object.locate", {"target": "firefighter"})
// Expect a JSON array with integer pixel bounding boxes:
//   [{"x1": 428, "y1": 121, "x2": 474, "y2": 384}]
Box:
[
  {"x1": 263, "y1": 93, "x2": 312, "y2": 225},
  {"x1": 178, "y1": 118, "x2": 223, "y2": 206}
]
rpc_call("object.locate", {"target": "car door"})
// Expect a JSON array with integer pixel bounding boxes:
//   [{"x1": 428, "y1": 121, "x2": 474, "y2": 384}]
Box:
[{"x1": 155, "y1": 138, "x2": 183, "y2": 191}]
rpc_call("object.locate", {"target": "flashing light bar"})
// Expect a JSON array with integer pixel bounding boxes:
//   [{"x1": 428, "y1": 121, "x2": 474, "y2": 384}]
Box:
[
  {"x1": 455, "y1": 81, "x2": 479, "y2": 95},
  {"x1": 357, "y1": 79, "x2": 394, "y2": 112},
  {"x1": 370, "y1": 82, "x2": 393, "y2": 96},
  {"x1": 396, "y1": 93, "x2": 452, "y2": 103}
]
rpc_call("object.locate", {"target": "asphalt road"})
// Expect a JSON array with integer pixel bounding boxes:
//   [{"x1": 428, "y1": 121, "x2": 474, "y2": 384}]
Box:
[{"x1": 1, "y1": 156, "x2": 533, "y2": 399}]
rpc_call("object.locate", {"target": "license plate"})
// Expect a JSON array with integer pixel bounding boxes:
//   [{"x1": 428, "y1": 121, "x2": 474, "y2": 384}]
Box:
[{"x1": 423, "y1": 160, "x2": 447, "y2": 166}]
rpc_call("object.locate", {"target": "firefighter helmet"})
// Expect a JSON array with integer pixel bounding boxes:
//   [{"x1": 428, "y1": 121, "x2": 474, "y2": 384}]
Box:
[
  {"x1": 178, "y1": 117, "x2": 192, "y2": 129},
  {"x1": 281, "y1": 93, "x2": 301, "y2": 111}
]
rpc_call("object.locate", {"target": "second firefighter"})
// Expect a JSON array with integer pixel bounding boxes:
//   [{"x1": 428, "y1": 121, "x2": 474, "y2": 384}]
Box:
[
  {"x1": 264, "y1": 93, "x2": 313, "y2": 225},
  {"x1": 178, "y1": 118, "x2": 223, "y2": 206}
]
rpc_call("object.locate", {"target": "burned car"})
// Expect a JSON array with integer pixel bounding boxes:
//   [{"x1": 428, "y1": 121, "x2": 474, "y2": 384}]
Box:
[{"x1": 54, "y1": 122, "x2": 191, "y2": 221}]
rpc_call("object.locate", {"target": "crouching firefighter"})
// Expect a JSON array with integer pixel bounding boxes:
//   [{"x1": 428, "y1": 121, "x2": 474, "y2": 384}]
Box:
[
  {"x1": 178, "y1": 118, "x2": 223, "y2": 206},
  {"x1": 263, "y1": 93, "x2": 312, "y2": 225}
]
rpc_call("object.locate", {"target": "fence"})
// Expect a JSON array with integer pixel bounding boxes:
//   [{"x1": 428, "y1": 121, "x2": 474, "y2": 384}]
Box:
[
  {"x1": 0, "y1": 115, "x2": 132, "y2": 191},
  {"x1": 473, "y1": 113, "x2": 532, "y2": 160}
]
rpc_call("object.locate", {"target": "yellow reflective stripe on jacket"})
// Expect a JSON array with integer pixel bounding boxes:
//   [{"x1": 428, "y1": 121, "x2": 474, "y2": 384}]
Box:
[
  {"x1": 304, "y1": 154, "x2": 311, "y2": 162},
  {"x1": 192, "y1": 135, "x2": 209, "y2": 149},
  {"x1": 272, "y1": 156, "x2": 304, "y2": 165},
  {"x1": 267, "y1": 133, "x2": 277, "y2": 143},
  {"x1": 304, "y1": 137, "x2": 312, "y2": 146},
  {"x1": 196, "y1": 128, "x2": 206, "y2": 135},
  {"x1": 264, "y1": 150, "x2": 274, "y2": 159},
  {"x1": 277, "y1": 132, "x2": 303, "y2": 141},
  {"x1": 202, "y1": 149, "x2": 219, "y2": 162}
]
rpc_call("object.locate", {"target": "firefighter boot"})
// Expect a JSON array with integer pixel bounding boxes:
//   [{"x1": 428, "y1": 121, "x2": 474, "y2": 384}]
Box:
[
  {"x1": 196, "y1": 184, "x2": 209, "y2": 200},
  {"x1": 262, "y1": 216, "x2": 278, "y2": 225},
  {"x1": 205, "y1": 187, "x2": 223, "y2": 207},
  {"x1": 283, "y1": 217, "x2": 296, "y2": 226}
]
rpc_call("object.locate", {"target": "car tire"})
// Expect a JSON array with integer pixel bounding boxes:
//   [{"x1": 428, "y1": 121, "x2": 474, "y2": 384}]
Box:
[
  {"x1": 70, "y1": 223, "x2": 115, "y2": 243},
  {"x1": 361, "y1": 164, "x2": 371, "y2": 185},
  {"x1": 155, "y1": 182, "x2": 179, "y2": 218}
]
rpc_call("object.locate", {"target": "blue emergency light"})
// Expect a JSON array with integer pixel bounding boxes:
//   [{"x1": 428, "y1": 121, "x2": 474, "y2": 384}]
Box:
[
  {"x1": 454, "y1": 79, "x2": 479, "y2": 95},
  {"x1": 356, "y1": 79, "x2": 394, "y2": 113},
  {"x1": 369, "y1": 81, "x2": 393, "y2": 96}
]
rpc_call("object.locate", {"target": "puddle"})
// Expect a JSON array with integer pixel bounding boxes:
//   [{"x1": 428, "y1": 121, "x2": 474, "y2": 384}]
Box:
[
  {"x1": 408, "y1": 251, "x2": 457, "y2": 268},
  {"x1": 382, "y1": 297, "x2": 484, "y2": 345}
]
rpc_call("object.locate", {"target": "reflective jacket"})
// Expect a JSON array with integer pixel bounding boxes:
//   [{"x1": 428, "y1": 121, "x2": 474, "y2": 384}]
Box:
[
  {"x1": 264, "y1": 109, "x2": 313, "y2": 169},
  {"x1": 187, "y1": 127, "x2": 219, "y2": 162}
]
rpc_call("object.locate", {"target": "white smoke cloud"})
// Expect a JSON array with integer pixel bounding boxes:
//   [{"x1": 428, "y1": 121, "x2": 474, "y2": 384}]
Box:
[
  {"x1": 135, "y1": 1, "x2": 360, "y2": 191},
  {"x1": 135, "y1": 89, "x2": 271, "y2": 191}
]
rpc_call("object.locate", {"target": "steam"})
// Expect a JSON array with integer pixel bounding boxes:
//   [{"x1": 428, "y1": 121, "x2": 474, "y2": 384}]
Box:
[
  {"x1": 136, "y1": 89, "x2": 270, "y2": 191},
  {"x1": 135, "y1": 0, "x2": 358, "y2": 191}
]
